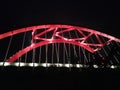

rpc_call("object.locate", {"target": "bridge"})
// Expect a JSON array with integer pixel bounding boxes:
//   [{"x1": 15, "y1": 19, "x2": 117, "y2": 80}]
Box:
[{"x1": 0, "y1": 24, "x2": 120, "y2": 69}]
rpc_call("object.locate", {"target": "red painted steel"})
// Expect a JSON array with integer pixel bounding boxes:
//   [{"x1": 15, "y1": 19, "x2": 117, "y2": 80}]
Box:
[{"x1": 0, "y1": 24, "x2": 120, "y2": 62}]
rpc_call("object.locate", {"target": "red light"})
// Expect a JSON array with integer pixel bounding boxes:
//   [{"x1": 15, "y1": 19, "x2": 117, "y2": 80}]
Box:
[{"x1": 0, "y1": 24, "x2": 120, "y2": 62}]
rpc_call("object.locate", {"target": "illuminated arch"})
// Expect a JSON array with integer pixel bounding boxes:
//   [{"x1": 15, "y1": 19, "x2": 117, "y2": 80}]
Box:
[{"x1": 0, "y1": 24, "x2": 120, "y2": 63}]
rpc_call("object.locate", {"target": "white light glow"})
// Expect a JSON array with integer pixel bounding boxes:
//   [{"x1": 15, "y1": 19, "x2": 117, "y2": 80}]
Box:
[
  {"x1": 20, "y1": 63, "x2": 26, "y2": 66},
  {"x1": 110, "y1": 65, "x2": 116, "y2": 69},
  {"x1": 14, "y1": 62, "x2": 26, "y2": 67},
  {"x1": 0, "y1": 62, "x2": 3, "y2": 66},
  {"x1": 55, "y1": 32, "x2": 59, "y2": 36},
  {"x1": 34, "y1": 63, "x2": 39, "y2": 67},
  {"x1": 64, "y1": 64, "x2": 73, "y2": 68},
  {"x1": 93, "y1": 65, "x2": 98, "y2": 68},
  {"x1": 48, "y1": 38, "x2": 53, "y2": 42},
  {"x1": 31, "y1": 43, "x2": 35, "y2": 47},
  {"x1": 4, "y1": 62, "x2": 11, "y2": 66},
  {"x1": 64, "y1": 38, "x2": 68, "y2": 41},
  {"x1": 14, "y1": 62, "x2": 19, "y2": 66},
  {"x1": 41, "y1": 63, "x2": 51, "y2": 67},
  {"x1": 57, "y1": 63, "x2": 63, "y2": 67},
  {"x1": 28, "y1": 63, "x2": 34, "y2": 67},
  {"x1": 54, "y1": 63, "x2": 63, "y2": 67},
  {"x1": 76, "y1": 64, "x2": 83, "y2": 68},
  {"x1": 0, "y1": 62, "x2": 119, "y2": 69},
  {"x1": 28, "y1": 63, "x2": 39, "y2": 67}
]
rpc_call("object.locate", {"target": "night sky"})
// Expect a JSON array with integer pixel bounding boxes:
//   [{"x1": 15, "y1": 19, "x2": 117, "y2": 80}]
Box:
[{"x1": 0, "y1": 0, "x2": 120, "y2": 90}]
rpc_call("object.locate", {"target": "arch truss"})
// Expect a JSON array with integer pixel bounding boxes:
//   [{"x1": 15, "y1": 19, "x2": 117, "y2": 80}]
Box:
[{"x1": 0, "y1": 24, "x2": 120, "y2": 68}]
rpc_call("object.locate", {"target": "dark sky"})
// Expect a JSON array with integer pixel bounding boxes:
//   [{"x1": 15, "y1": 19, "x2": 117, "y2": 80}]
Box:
[
  {"x1": 0, "y1": 1, "x2": 120, "y2": 89},
  {"x1": 0, "y1": 1, "x2": 120, "y2": 38}
]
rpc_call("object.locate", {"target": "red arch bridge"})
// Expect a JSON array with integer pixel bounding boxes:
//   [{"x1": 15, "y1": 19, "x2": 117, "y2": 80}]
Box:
[{"x1": 0, "y1": 24, "x2": 120, "y2": 69}]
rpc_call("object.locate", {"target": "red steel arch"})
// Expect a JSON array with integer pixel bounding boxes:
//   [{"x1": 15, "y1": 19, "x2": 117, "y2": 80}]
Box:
[{"x1": 0, "y1": 24, "x2": 120, "y2": 63}]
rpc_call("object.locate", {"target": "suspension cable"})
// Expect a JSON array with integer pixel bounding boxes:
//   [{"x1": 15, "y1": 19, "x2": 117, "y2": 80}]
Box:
[
  {"x1": 74, "y1": 30, "x2": 81, "y2": 64},
  {"x1": 52, "y1": 43, "x2": 54, "y2": 64},
  {"x1": 60, "y1": 27, "x2": 69, "y2": 64},
  {"x1": 38, "y1": 46, "x2": 41, "y2": 63},
  {"x1": 68, "y1": 31, "x2": 77, "y2": 57},
  {"x1": 19, "y1": 32, "x2": 26, "y2": 66},
  {"x1": 32, "y1": 29, "x2": 37, "y2": 67},
  {"x1": 74, "y1": 30, "x2": 89, "y2": 64},
  {"x1": 55, "y1": 43, "x2": 59, "y2": 67},
  {"x1": 45, "y1": 27, "x2": 48, "y2": 67},
  {"x1": 3, "y1": 36, "x2": 13, "y2": 66}
]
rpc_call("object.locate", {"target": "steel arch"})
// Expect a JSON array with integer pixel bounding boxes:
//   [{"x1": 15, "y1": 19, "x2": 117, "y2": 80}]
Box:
[{"x1": 0, "y1": 24, "x2": 120, "y2": 63}]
